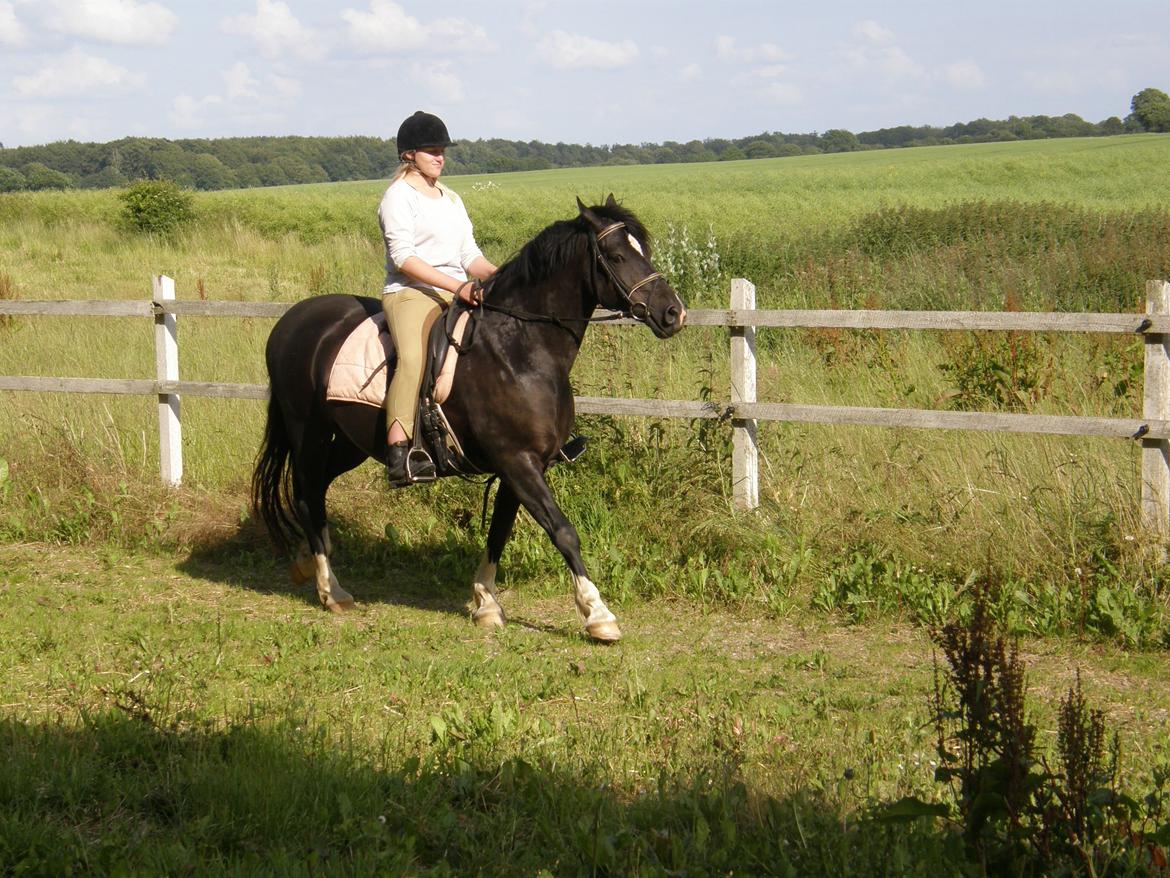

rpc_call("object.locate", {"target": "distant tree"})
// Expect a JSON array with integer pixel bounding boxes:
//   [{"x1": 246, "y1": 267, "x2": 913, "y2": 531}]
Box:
[
  {"x1": 720, "y1": 146, "x2": 746, "y2": 161},
  {"x1": 190, "y1": 153, "x2": 235, "y2": 190},
  {"x1": 821, "y1": 129, "x2": 860, "y2": 152},
  {"x1": 0, "y1": 166, "x2": 26, "y2": 191},
  {"x1": 1128, "y1": 87, "x2": 1170, "y2": 132},
  {"x1": 1099, "y1": 116, "x2": 1124, "y2": 135},
  {"x1": 743, "y1": 140, "x2": 775, "y2": 159},
  {"x1": 22, "y1": 162, "x2": 72, "y2": 190},
  {"x1": 78, "y1": 167, "x2": 128, "y2": 189}
]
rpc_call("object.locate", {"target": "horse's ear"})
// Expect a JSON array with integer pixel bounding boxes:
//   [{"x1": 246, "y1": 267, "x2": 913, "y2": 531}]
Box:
[
  {"x1": 605, "y1": 194, "x2": 618, "y2": 208},
  {"x1": 576, "y1": 197, "x2": 588, "y2": 214}
]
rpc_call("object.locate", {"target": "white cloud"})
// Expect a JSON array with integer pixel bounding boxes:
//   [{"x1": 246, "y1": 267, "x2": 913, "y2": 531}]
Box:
[
  {"x1": 342, "y1": 0, "x2": 491, "y2": 53},
  {"x1": 680, "y1": 63, "x2": 702, "y2": 82},
  {"x1": 223, "y1": 62, "x2": 260, "y2": 102},
  {"x1": 714, "y1": 35, "x2": 791, "y2": 64},
  {"x1": 13, "y1": 50, "x2": 145, "y2": 98},
  {"x1": 536, "y1": 30, "x2": 638, "y2": 71},
  {"x1": 750, "y1": 64, "x2": 789, "y2": 79},
  {"x1": 852, "y1": 20, "x2": 894, "y2": 45},
  {"x1": 0, "y1": 1, "x2": 27, "y2": 47},
  {"x1": 945, "y1": 60, "x2": 986, "y2": 90},
  {"x1": 41, "y1": 0, "x2": 176, "y2": 46},
  {"x1": 411, "y1": 61, "x2": 464, "y2": 103},
  {"x1": 170, "y1": 93, "x2": 223, "y2": 129},
  {"x1": 841, "y1": 21, "x2": 924, "y2": 79},
  {"x1": 267, "y1": 73, "x2": 302, "y2": 100},
  {"x1": 170, "y1": 62, "x2": 301, "y2": 130},
  {"x1": 221, "y1": 0, "x2": 323, "y2": 60},
  {"x1": 761, "y1": 82, "x2": 802, "y2": 104}
]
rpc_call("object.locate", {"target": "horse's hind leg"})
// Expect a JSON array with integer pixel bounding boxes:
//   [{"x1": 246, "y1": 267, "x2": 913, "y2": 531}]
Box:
[
  {"x1": 292, "y1": 434, "x2": 358, "y2": 613},
  {"x1": 471, "y1": 483, "x2": 520, "y2": 629}
]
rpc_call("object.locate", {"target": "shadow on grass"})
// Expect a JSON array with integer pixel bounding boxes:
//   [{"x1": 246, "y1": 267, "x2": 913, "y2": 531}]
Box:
[
  {"x1": 177, "y1": 512, "x2": 484, "y2": 619},
  {"x1": 174, "y1": 509, "x2": 588, "y2": 644},
  {"x1": 0, "y1": 711, "x2": 963, "y2": 878}
]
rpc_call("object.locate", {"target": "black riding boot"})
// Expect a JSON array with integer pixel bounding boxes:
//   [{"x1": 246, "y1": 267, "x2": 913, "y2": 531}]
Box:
[{"x1": 386, "y1": 441, "x2": 435, "y2": 488}]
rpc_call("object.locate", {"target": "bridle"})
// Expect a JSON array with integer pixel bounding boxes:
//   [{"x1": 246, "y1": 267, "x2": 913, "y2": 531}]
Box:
[{"x1": 589, "y1": 221, "x2": 662, "y2": 321}]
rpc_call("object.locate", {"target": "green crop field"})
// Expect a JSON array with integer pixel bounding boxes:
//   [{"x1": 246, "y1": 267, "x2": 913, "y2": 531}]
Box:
[{"x1": 2, "y1": 135, "x2": 1170, "y2": 874}]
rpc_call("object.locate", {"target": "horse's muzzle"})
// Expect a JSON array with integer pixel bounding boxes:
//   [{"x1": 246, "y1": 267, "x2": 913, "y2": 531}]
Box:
[{"x1": 643, "y1": 298, "x2": 686, "y2": 339}]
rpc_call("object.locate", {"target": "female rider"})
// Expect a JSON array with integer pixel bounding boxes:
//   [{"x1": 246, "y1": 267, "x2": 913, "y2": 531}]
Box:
[{"x1": 379, "y1": 110, "x2": 497, "y2": 485}]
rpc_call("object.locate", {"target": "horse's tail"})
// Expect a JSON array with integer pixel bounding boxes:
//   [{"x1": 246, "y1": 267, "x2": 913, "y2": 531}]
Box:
[{"x1": 251, "y1": 394, "x2": 301, "y2": 555}]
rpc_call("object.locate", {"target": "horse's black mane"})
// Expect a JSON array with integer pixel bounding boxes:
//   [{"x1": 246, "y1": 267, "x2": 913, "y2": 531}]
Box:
[{"x1": 489, "y1": 202, "x2": 652, "y2": 292}]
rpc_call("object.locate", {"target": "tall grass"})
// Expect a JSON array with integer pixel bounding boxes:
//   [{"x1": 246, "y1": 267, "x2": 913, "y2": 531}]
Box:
[{"x1": 2, "y1": 135, "x2": 1170, "y2": 645}]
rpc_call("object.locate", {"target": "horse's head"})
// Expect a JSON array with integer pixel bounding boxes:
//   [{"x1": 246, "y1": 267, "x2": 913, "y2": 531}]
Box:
[{"x1": 577, "y1": 196, "x2": 687, "y2": 339}]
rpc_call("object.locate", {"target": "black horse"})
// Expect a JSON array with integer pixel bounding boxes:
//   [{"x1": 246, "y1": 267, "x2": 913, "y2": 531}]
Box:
[{"x1": 252, "y1": 197, "x2": 686, "y2": 642}]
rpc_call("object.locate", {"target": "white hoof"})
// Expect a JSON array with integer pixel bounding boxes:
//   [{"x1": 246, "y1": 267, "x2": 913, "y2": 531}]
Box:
[
  {"x1": 471, "y1": 562, "x2": 505, "y2": 629},
  {"x1": 573, "y1": 575, "x2": 621, "y2": 644},
  {"x1": 322, "y1": 593, "x2": 355, "y2": 613},
  {"x1": 472, "y1": 604, "x2": 505, "y2": 628},
  {"x1": 585, "y1": 618, "x2": 622, "y2": 643},
  {"x1": 312, "y1": 554, "x2": 354, "y2": 613}
]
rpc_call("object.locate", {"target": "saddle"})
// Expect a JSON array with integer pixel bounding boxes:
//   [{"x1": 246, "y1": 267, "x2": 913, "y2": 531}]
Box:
[{"x1": 325, "y1": 301, "x2": 481, "y2": 480}]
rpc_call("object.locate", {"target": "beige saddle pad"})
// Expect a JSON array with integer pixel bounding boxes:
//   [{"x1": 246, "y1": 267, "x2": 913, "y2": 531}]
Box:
[{"x1": 325, "y1": 310, "x2": 469, "y2": 409}]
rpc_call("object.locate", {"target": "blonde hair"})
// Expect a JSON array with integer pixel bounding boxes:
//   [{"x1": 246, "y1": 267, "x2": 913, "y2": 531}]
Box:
[{"x1": 390, "y1": 159, "x2": 414, "y2": 184}]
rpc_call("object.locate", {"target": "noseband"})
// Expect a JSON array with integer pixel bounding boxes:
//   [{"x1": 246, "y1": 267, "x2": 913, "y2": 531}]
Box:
[{"x1": 590, "y1": 222, "x2": 662, "y2": 320}]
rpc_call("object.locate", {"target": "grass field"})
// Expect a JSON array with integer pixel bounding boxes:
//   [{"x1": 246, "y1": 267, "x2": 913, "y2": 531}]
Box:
[
  {"x1": 2, "y1": 135, "x2": 1170, "y2": 873},
  {"x1": 2, "y1": 542, "x2": 1168, "y2": 874}
]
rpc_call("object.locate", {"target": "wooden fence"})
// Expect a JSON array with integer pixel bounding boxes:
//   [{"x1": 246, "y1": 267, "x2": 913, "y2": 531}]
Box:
[{"x1": 2, "y1": 277, "x2": 1170, "y2": 532}]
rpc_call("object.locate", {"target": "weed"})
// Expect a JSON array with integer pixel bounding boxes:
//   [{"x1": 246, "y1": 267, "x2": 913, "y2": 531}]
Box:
[
  {"x1": 939, "y1": 330, "x2": 1052, "y2": 411},
  {"x1": 874, "y1": 583, "x2": 1170, "y2": 874}
]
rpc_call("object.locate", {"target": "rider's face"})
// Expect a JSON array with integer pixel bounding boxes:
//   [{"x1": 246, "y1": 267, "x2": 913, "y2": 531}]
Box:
[{"x1": 412, "y1": 146, "x2": 446, "y2": 178}]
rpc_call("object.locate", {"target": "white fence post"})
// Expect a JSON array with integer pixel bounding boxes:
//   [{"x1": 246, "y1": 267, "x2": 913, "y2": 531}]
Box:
[
  {"x1": 1141, "y1": 279, "x2": 1170, "y2": 538},
  {"x1": 731, "y1": 278, "x2": 759, "y2": 510},
  {"x1": 153, "y1": 274, "x2": 182, "y2": 487}
]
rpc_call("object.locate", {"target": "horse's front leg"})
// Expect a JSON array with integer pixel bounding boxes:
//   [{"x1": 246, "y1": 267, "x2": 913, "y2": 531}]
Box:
[
  {"x1": 500, "y1": 457, "x2": 621, "y2": 643},
  {"x1": 471, "y1": 483, "x2": 519, "y2": 628}
]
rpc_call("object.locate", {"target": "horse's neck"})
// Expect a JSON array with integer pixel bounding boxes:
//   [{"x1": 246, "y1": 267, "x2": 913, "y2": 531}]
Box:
[{"x1": 478, "y1": 273, "x2": 589, "y2": 377}]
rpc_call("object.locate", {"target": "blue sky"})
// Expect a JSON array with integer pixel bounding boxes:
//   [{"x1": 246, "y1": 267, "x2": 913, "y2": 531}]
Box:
[{"x1": 1, "y1": 0, "x2": 1167, "y2": 148}]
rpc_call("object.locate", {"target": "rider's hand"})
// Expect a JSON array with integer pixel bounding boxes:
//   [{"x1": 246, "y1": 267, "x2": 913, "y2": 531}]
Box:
[{"x1": 457, "y1": 279, "x2": 483, "y2": 306}]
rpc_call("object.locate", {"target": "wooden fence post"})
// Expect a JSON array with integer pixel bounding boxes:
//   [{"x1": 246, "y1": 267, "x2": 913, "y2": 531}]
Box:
[
  {"x1": 731, "y1": 278, "x2": 759, "y2": 510},
  {"x1": 1141, "y1": 279, "x2": 1170, "y2": 538},
  {"x1": 153, "y1": 274, "x2": 182, "y2": 487}
]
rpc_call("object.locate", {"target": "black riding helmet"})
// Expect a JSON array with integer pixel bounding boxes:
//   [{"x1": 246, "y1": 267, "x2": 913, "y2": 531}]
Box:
[{"x1": 396, "y1": 111, "x2": 454, "y2": 155}]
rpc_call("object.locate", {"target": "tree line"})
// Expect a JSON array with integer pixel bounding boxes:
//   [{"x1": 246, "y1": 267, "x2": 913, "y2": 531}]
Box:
[{"x1": 2, "y1": 88, "x2": 1167, "y2": 193}]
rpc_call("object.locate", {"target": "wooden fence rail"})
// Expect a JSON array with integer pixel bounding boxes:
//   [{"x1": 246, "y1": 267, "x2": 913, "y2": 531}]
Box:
[{"x1": 2, "y1": 277, "x2": 1169, "y2": 530}]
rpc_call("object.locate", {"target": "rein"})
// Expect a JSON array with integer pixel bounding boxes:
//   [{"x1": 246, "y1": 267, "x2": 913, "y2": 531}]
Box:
[{"x1": 480, "y1": 299, "x2": 589, "y2": 344}]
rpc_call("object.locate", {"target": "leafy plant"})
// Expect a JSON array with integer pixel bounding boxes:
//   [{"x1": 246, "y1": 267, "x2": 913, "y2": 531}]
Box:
[
  {"x1": 939, "y1": 330, "x2": 1052, "y2": 411},
  {"x1": 117, "y1": 179, "x2": 195, "y2": 235},
  {"x1": 874, "y1": 583, "x2": 1170, "y2": 874}
]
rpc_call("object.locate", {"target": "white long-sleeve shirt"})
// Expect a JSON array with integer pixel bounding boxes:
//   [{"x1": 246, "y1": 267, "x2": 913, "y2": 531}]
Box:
[{"x1": 378, "y1": 179, "x2": 484, "y2": 295}]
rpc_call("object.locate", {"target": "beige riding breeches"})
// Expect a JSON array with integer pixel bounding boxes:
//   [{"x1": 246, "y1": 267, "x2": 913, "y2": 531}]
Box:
[{"x1": 382, "y1": 286, "x2": 454, "y2": 440}]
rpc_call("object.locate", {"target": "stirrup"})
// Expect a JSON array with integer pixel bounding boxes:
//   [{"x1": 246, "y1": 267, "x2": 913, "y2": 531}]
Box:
[
  {"x1": 386, "y1": 441, "x2": 435, "y2": 489},
  {"x1": 406, "y1": 447, "x2": 437, "y2": 483},
  {"x1": 559, "y1": 435, "x2": 588, "y2": 463}
]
